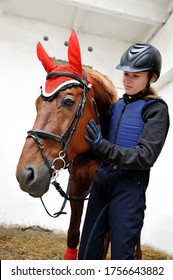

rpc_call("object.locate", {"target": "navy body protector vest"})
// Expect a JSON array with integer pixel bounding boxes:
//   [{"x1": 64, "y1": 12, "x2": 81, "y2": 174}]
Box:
[{"x1": 107, "y1": 98, "x2": 157, "y2": 148}]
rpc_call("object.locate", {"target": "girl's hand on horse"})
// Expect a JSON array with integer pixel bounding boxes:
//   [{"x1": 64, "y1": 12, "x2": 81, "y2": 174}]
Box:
[{"x1": 85, "y1": 120, "x2": 103, "y2": 148}]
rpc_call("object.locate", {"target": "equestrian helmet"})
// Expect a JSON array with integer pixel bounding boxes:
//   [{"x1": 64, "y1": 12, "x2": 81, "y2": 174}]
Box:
[{"x1": 116, "y1": 43, "x2": 162, "y2": 79}]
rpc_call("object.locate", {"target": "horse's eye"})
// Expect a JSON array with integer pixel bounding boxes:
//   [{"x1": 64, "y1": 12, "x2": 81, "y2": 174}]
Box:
[{"x1": 62, "y1": 97, "x2": 75, "y2": 107}]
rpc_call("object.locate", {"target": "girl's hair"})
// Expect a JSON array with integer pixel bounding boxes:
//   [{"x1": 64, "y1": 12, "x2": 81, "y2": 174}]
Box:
[
  {"x1": 145, "y1": 72, "x2": 161, "y2": 99},
  {"x1": 146, "y1": 86, "x2": 161, "y2": 99}
]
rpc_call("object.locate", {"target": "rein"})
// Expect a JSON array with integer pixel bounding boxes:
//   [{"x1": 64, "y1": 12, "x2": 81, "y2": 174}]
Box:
[
  {"x1": 27, "y1": 70, "x2": 99, "y2": 217},
  {"x1": 40, "y1": 159, "x2": 90, "y2": 218}
]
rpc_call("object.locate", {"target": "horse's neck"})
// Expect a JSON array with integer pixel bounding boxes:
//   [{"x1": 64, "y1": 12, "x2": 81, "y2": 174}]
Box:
[
  {"x1": 85, "y1": 68, "x2": 117, "y2": 115},
  {"x1": 92, "y1": 85, "x2": 114, "y2": 116}
]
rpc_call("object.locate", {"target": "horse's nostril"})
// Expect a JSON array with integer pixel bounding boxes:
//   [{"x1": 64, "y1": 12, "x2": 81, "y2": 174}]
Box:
[{"x1": 25, "y1": 167, "x2": 35, "y2": 185}]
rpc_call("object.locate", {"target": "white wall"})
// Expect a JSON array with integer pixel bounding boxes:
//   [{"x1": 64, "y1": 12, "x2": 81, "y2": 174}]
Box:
[
  {"x1": 141, "y1": 81, "x2": 173, "y2": 255},
  {"x1": 141, "y1": 12, "x2": 173, "y2": 255},
  {"x1": 0, "y1": 13, "x2": 173, "y2": 255}
]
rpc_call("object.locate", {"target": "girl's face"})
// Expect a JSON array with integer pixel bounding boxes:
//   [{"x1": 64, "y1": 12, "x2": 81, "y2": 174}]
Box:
[{"x1": 123, "y1": 71, "x2": 151, "y2": 95}]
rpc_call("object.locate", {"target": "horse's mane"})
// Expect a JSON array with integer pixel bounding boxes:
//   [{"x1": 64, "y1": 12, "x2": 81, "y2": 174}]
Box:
[
  {"x1": 84, "y1": 67, "x2": 118, "y2": 137},
  {"x1": 85, "y1": 67, "x2": 118, "y2": 104}
]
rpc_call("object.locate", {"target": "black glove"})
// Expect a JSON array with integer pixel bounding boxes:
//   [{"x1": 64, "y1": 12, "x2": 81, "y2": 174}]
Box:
[{"x1": 85, "y1": 119, "x2": 103, "y2": 148}]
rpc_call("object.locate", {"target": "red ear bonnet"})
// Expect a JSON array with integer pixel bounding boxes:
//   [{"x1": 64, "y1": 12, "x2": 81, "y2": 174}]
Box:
[
  {"x1": 37, "y1": 29, "x2": 91, "y2": 99},
  {"x1": 37, "y1": 42, "x2": 58, "y2": 73},
  {"x1": 68, "y1": 29, "x2": 83, "y2": 76}
]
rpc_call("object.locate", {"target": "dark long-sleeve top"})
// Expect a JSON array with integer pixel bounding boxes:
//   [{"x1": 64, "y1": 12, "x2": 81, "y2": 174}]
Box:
[{"x1": 95, "y1": 98, "x2": 170, "y2": 171}]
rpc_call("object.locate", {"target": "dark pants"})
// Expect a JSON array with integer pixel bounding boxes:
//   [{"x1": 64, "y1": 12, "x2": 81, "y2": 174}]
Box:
[{"x1": 78, "y1": 166, "x2": 148, "y2": 260}]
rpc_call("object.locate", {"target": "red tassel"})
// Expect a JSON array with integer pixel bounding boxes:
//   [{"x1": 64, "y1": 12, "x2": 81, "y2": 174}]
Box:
[{"x1": 64, "y1": 247, "x2": 78, "y2": 260}]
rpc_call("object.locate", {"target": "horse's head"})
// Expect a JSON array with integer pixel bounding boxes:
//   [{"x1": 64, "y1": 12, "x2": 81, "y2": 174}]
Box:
[{"x1": 16, "y1": 30, "x2": 117, "y2": 197}]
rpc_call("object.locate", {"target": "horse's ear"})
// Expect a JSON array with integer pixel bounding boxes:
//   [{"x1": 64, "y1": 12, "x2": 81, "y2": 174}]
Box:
[
  {"x1": 68, "y1": 29, "x2": 83, "y2": 76},
  {"x1": 36, "y1": 42, "x2": 57, "y2": 73}
]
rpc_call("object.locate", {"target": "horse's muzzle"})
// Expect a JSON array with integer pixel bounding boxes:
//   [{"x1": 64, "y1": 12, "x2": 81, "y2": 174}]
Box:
[{"x1": 16, "y1": 164, "x2": 51, "y2": 197}]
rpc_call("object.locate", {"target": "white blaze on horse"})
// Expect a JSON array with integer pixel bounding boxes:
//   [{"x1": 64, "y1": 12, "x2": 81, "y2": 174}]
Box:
[{"x1": 16, "y1": 29, "x2": 141, "y2": 260}]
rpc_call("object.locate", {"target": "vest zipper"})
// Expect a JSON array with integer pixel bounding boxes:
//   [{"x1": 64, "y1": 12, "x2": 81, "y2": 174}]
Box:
[{"x1": 113, "y1": 104, "x2": 127, "y2": 143}]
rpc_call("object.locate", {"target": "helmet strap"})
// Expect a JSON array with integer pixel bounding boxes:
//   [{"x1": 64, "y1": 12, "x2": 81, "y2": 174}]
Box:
[{"x1": 145, "y1": 71, "x2": 153, "y2": 93}]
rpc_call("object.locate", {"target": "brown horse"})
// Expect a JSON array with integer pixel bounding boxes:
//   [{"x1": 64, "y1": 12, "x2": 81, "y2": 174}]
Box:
[{"x1": 16, "y1": 30, "x2": 142, "y2": 260}]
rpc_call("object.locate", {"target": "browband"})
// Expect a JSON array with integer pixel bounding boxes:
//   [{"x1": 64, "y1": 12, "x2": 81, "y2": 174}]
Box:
[{"x1": 46, "y1": 71, "x2": 89, "y2": 88}]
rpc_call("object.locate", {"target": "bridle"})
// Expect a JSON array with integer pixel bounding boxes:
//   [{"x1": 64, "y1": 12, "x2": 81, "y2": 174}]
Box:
[
  {"x1": 27, "y1": 70, "x2": 100, "y2": 217},
  {"x1": 28, "y1": 70, "x2": 90, "y2": 169}
]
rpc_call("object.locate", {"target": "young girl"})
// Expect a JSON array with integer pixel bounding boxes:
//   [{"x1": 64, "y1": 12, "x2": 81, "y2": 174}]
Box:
[{"x1": 78, "y1": 43, "x2": 170, "y2": 260}]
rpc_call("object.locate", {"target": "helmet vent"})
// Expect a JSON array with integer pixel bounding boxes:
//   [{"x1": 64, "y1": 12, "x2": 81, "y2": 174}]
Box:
[
  {"x1": 128, "y1": 45, "x2": 150, "y2": 62},
  {"x1": 135, "y1": 53, "x2": 150, "y2": 67}
]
